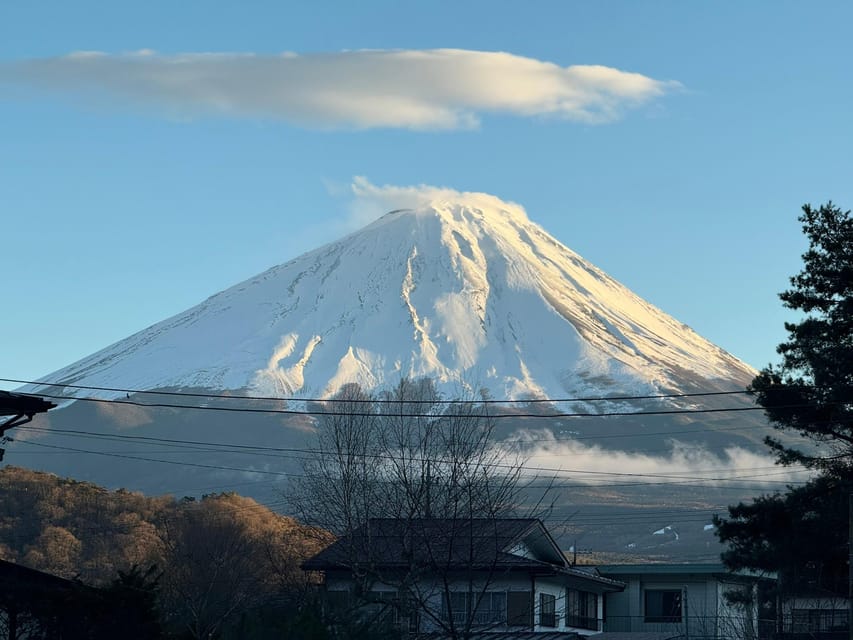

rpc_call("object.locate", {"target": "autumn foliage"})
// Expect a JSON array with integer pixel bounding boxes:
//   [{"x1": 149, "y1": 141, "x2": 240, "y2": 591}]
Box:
[{"x1": 0, "y1": 466, "x2": 330, "y2": 638}]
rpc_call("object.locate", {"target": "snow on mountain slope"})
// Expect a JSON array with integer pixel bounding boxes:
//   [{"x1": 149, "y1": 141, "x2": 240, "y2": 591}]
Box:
[{"x1": 32, "y1": 192, "x2": 755, "y2": 400}]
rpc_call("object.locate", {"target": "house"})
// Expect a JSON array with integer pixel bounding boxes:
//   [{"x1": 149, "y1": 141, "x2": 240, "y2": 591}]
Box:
[
  {"x1": 780, "y1": 591, "x2": 849, "y2": 638},
  {"x1": 302, "y1": 518, "x2": 626, "y2": 637},
  {"x1": 0, "y1": 559, "x2": 162, "y2": 640},
  {"x1": 595, "y1": 564, "x2": 774, "y2": 640},
  {"x1": 0, "y1": 559, "x2": 98, "y2": 640}
]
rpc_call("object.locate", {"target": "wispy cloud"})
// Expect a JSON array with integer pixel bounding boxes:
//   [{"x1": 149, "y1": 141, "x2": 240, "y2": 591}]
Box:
[
  {"x1": 1, "y1": 49, "x2": 679, "y2": 130},
  {"x1": 340, "y1": 176, "x2": 527, "y2": 229}
]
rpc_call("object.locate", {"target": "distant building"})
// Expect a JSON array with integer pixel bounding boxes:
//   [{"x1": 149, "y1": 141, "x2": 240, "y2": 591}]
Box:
[
  {"x1": 780, "y1": 592, "x2": 849, "y2": 637},
  {"x1": 596, "y1": 563, "x2": 773, "y2": 640}
]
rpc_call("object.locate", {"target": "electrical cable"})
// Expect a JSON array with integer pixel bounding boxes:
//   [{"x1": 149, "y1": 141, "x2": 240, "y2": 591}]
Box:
[
  {"x1": 12, "y1": 437, "x2": 809, "y2": 490},
  {"x1": 10, "y1": 389, "x2": 814, "y2": 420},
  {"x1": 0, "y1": 376, "x2": 759, "y2": 404}
]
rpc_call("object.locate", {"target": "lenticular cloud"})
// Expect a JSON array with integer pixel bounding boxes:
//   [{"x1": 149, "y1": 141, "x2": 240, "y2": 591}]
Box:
[{"x1": 1, "y1": 49, "x2": 679, "y2": 129}]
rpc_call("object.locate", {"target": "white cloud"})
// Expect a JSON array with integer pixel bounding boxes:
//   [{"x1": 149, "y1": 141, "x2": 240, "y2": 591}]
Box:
[
  {"x1": 504, "y1": 430, "x2": 811, "y2": 487},
  {"x1": 1, "y1": 49, "x2": 679, "y2": 130},
  {"x1": 341, "y1": 176, "x2": 527, "y2": 229}
]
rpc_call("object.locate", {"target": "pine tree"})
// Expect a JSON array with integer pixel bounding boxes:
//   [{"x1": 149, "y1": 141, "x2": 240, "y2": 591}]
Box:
[{"x1": 716, "y1": 202, "x2": 852, "y2": 596}]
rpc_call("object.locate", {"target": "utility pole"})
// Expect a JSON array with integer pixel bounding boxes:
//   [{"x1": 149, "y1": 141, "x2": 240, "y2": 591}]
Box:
[
  {"x1": 848, "y1": 490, "x2": 852, "y2": 640},
  {"x1": 424, "y1": 458, "x2": 432, "y2": 518},
  {"x1": 0, "y1": 391, "x2": 56, "y2": 460}
]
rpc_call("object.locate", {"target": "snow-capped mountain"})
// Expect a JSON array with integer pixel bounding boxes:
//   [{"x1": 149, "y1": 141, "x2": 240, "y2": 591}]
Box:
[{"x1": 32, "y1": 193, "x2": 755, "y2": 400}]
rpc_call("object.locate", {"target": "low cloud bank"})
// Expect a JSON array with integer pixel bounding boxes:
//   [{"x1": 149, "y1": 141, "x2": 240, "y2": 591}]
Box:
[
  {"x1": 1, "y1": 49, "x2": 679, "y2": 129},
  {"x1": 506, "y1": 429, "x2": 810, "y2": 487}
]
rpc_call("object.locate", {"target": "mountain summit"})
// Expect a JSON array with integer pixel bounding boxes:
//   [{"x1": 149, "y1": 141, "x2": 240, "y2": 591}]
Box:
[{"x1": 36, "y1": 194, "x2": 754, "y2": 400}]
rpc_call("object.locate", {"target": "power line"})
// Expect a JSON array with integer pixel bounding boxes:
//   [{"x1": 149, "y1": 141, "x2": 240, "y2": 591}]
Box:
[
  {"x1": 13, "y1": 447, "x2": 802, "y2": 493},
  {"x1": 19, "y1": 387, "x2": 848, "y2": 456},
  {"x1": 0, "y1": 461, "x2": 739, "y2": 532},
  {"x1": 13, "y1": 434, "x2": 809, "y2": 489},
  {"x1": 13, "y1": 386, "x2": 850, "y2": 450},
  {"x1": 20, "y1": 422, "x2": 822, "y2": 484},
  {"x1": 16, "y1": 424, "x2": 793, "y2": 480},
  {"x1": 20, "y1": 403, "x2": 845, "y2": 461},
  {"x1": 13, "y1": 418, "x2": 807, "y2": 463},
  {"x1": 14, "y1": 389, "x2": 790, "y2": 420},
  {"x1": 18, "y1": 440, "x2": 296, "y2": 478},
  {"x1": 0, "y1": 377, "x2": 756, "y2": 404}
]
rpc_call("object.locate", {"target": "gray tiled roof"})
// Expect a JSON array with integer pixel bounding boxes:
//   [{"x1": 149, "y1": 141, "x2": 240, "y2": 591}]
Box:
[
  {"x1": 302, "y1": 518, "x2": 624, "y2": 591},
  {"x1": 303, "y1": 518, "x2": 541, "y2": 571},
  {"x1": 419, "y1": 633, "x2": 583, "y2": 640},
  {"x1": 590, "y1": 634, "x2": 683, "y2": 640}
]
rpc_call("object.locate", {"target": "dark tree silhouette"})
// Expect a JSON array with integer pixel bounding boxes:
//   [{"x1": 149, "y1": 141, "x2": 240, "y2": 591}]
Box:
[
  {"x1": 750, "y1": 202, "x2": 853, "y2": 473},
  {"x1": 716, "y1": 202, "x2": 852, "y2": 597}
]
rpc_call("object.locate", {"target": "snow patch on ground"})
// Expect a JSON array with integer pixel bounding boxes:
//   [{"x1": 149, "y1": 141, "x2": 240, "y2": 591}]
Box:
[{"x1": 653, "y1": 526, "x2": 679, "y2": 540}]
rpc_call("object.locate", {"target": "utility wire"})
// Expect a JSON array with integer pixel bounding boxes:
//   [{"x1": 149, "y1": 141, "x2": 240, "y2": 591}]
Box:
[
  {"x1": 14, "y1": 390, "x2": 797, "y2": 420},
  {"x1": 0, "y1": 457, "x2": 739, "y2": 530},
  {"x1": 31, "y1": 420, "x2": 822, "y2": 478},
  {"x1": 14, "y1": 419, "x2": 816, "y2": 461},
  {"x1": 18, "y1": 440, "x2": 296, "y2": 478},
  {"x1": 17, "y1": 424, "x2": 802, "y2": 481},
  {"x1": 13, "y1": 436, "x2": 808, "y2": 490},
  {"x1": 0, "y1": 377, "x2": 757, "y2": 404}
]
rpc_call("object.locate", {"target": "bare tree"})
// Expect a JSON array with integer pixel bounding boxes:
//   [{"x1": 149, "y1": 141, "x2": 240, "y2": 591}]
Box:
[
  {"x1": 290, "y1": 378, "x2": 551, "y2": 639},
  {"x1": 295, "y1": 382, "x2": 384, "y2": 536}
]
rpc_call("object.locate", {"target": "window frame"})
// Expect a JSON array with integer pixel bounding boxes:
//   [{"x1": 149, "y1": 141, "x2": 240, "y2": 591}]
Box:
[
  {"x1": 566, "y1": 589, "x2": 599, "y2": 631},
  {"x1": 441, "y1": 590, "x2": 508, "y2": 627},
  {"x1": 539, "y1": 592, "x2": 557, "y2": 628},
  {"x1": 644, "y1": 588, "x2": 683, "y2": 624}
]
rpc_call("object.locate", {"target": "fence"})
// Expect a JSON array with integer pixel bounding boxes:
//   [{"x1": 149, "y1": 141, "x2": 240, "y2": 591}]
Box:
[{"x1": 601, "y1": 612, "x2": 849, "y2": 640}]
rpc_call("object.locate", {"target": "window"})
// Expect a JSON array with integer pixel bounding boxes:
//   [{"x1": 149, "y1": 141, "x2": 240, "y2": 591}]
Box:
[
  {"x1": 441, "y1": 591, "x2": 507, "y2": 627},
  {"x1": 361, "y1": 590, "x2": 397, "y2": 626},
  {"x1": 392, "y1": 592, "x2": 421, "y2": 633},
  {"x1": 443, "y1": 592, "x2": 468, "y2": 625},
  {"x1": 475, "y1": 592, "x2": 507, "y2": 625},
  {"x1": 566, "y1": 589, "x2": 599, "y2": 630},
  {"x1": 644, "y1": 589, "x2": 682, "y2": 623},
  {"x1": 326, "y1": 589, "x2": 350, "y2": 612},
  {"x1": 507, "y1": 591, "x2": 533, "y2": 627},
  {"x1": 539, "y1": 592, "x2": 556, "y2": 627},
  {"x1": 335, "y1": 590, "x2": 419, "y2": 632}
]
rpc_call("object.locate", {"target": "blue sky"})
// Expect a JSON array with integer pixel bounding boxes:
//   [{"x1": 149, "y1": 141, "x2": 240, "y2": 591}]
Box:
[{"x1": 2, "y1": 1, "x2": 852, "y2": 386}]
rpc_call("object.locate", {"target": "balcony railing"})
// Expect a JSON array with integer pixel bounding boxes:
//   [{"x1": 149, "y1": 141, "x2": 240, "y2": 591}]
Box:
[
  {"x1": 444, "y1": 608, "x2": 506, "y2": 626},
  {"x1": 604, "y1": 614, "x2": 752, "y2": 638}
]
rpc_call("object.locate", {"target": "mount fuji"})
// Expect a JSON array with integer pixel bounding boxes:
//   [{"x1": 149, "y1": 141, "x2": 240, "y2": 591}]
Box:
[
  {"x1": 15, "y1": 188, "x2": 777, "y2": 560},
  {"x1": 31, "y1": 190, "x2": 755, "y2": 402}
]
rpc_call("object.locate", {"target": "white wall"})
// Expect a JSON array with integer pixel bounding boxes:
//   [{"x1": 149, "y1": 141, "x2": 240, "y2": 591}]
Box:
[
  {"x1": 533, "y1": 577, "x2": 563, "y2": 632},
  {"x1": 602, "y1": 572, "x2": 761, "y2": 640},
  {"x1": 324, "y1": 570, "x2": 612, "y2": 634}
]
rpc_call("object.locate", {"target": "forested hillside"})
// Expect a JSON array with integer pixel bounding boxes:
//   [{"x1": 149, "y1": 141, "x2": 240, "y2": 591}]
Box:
[{"x1": 0, "y1": 466, "x2": 330, "y2": 638}]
